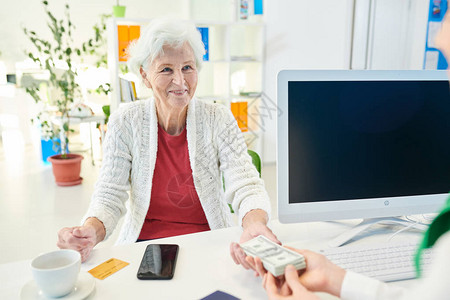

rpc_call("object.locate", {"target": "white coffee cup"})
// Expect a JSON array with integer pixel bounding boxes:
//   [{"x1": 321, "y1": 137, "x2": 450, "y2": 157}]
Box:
[{"x1": 31, "y1": 249, "x2": 81, "y2": 298}]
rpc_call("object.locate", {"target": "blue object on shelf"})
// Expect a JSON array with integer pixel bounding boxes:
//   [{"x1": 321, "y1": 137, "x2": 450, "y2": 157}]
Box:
[
  {"x1": 197, "y1": 27, "x2": 209, "y2": 61},
  {"x1": 424, "y1": 0, "x2": 448, "y2": 69},
  {"x1": 40, "y1": 138, "x2": 68, "y2": 163},
  {"x1": 41, "y1": 138, "x2": 58, "y2": 164},
  {"x1": 254, "y1": 0, "x2": 263, "y2": 15}
]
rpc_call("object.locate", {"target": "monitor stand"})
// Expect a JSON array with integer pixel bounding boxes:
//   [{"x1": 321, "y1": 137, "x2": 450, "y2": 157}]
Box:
[{"x1": 328, "y1": 216, "x2": 428, "y2": 248}]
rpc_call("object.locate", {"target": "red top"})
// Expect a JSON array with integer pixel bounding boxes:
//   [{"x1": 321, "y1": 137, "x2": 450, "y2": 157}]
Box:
[{"x1": 138, "y1": 124, "x2": 210, "y2": 240}]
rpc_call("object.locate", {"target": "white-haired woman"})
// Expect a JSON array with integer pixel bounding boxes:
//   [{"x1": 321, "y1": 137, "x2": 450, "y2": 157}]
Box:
[{"x1": 56, "y1": 18, "x2": 279, "y2": 266}]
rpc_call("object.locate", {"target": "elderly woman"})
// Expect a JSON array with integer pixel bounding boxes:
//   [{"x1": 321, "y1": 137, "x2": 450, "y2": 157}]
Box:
[{"x1": 56, "y1": 18, "x2": 279, "y2": 264}]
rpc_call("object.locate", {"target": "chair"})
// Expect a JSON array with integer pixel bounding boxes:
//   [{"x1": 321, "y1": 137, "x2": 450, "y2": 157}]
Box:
[{"x1": 247, "y1": 149, "x2": 261, "y2": 177}]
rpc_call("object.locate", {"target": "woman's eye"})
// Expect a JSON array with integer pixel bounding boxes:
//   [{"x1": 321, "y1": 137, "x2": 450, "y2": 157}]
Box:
[
  {"x1": 182, "y1": 65, "x2": 193, "y2": 71},
  {"x1": 162, "y1": 67, "x2": 172, "y2": 72}
]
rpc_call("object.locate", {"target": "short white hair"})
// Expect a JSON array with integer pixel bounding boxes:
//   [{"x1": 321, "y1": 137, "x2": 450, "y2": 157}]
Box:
[{"x1": 127, "y1": 18, "x2": 205, "y2": 77}]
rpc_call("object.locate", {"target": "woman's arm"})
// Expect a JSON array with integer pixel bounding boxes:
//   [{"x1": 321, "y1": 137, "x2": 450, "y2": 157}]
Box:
[
  {"x1": 81, "y1": 109, "x2": 133, "y2": 240},
  {"x1": 213, "y1": 105, "x2": 279, "y2": 269},
  {"x1": 58, "y1": 107, "x2": 135, "y2": 261}
]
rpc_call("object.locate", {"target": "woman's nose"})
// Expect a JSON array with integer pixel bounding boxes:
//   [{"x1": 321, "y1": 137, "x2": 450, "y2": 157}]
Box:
[{"x1": 172, "y1": 70, "x2": 184, "y2": 85}]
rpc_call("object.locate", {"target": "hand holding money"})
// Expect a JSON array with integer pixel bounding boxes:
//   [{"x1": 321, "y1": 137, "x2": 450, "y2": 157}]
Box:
[{"x1": 240, "y1": 235, "x2": 306, "y2": 277}]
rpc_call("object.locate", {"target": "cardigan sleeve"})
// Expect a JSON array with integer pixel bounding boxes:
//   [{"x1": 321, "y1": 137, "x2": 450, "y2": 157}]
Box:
[
  {"x1": 81, "y1": 109, "x2": 133, "y2": 240},
  {"x1": 213, "y1": 105, "x2": 271, "y2": 226}
]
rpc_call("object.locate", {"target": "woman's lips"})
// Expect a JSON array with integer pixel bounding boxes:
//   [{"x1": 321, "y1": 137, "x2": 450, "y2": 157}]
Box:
[{"x1": 169, "y1": 90, "x2": 187, "y2": 96}]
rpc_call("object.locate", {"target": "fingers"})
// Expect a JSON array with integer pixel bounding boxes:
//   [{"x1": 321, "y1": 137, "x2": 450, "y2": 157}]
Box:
[
  {"x1": 284, "y1": 265, "x2": 304, "y2": 294},
  {"x1": 244, "y1": 256, "x2": 261, "y2": 277},
  {"x1": 72, "y1": 226, "x2": 93, "y2": 238},
  {"x1": 264, "y1": 273, "x2": 282, "y2": 300},
  {"x1": 254, "y1": 257, "x2": 267, "y2": 277},
  {"x1": 284, "y1": 246, "x2": 308, "y2": 255},
  {"x1": 230, "y1": 243, "x2": 240, "y2": 265},
  {"x1": 79, "y1": 247, "x2": 93, "y2": 263},
  {"x1": 259, "y1": 227, "x2": 282, "y2": 245},
  {"x1": 245, "y1": 256, "x2": 256, "y2": 270},
  {"x1": 57, "y1": 226, "x2": 95, "y2": 259},
  {"x1": 230, "y1": 242, "x2": 253, "y2": 270}
]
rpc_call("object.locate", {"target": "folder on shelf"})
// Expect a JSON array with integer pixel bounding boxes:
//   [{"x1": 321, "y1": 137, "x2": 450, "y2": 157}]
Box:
[
  {"x1": 118, "y1": 25, "x2": 141, "y2": 62},
  {"x1": 231, "y1": 101, "x2": 248, "y2": 132},
  {"x1": 118, "y1": 25, "x2": 129, "y2": 62},
  {"x1": 197, "y1": 27, "x2": 209, "y2": 61},
  {"x1": 129, "y1": 25, "x2": 141, "y2": 43},
  {"x1": 254, "y1": 0, "x2": 263, "y2": 15}
]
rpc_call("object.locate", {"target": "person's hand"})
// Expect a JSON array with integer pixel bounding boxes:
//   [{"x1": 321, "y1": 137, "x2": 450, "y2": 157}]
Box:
[
  {"x1": 249, "y1": 247, "x2": 346, "y2": 297},
  {"x1": 57, "y1": 225, "x2": 97, "y2": 262},
  {"x1": 230, "y1": 209, "x2": 281, "y2": 273},
  {"x1": 57, "y1": 218, "x2": 105, "y2": 262},
  {"x1": 263, "y1": 265, "x2": 320, "y2": 300}
]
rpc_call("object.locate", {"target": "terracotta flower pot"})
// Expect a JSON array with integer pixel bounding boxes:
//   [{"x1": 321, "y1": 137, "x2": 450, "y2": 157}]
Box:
[{"x1": 47, "y1": 154, "x2": 84, "y2": 186}]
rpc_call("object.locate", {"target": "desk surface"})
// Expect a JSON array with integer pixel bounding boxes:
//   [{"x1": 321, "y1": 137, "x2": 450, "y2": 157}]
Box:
[{"x1": 0, "y1": 219, "x2": 421, "y2": 300}]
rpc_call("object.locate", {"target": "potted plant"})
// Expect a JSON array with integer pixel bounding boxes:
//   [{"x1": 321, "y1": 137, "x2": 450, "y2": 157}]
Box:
[{"x1": 23, "y1": 1, "x2": 105, "y2": 186}]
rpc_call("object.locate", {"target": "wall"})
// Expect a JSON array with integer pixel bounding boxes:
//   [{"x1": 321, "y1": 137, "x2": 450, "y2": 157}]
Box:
[
  {"x1": 0, "y1": 0, "x2": 187, "y2": 72},
  {"x1": 0, "y1": 0, "x2": 432, "y2": 163},
  {"x1": 369, "y1": 0, "x2": 429, "y2": 69},
  {"x1": 262, "y1": 0, "x2": 355, "y2": 162},
  {"x1": 261, "y1": 0, "x2": 430, "y2": 163}
]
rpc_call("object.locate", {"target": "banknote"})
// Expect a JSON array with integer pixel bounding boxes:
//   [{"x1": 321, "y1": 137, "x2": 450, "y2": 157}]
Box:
[{"x1": 240, "y1": 235, "x2": 306, "y2": 277}]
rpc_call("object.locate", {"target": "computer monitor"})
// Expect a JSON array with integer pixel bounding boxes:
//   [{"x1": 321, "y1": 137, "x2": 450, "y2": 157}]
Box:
[{"x1": 277, "y1": 70, "x2": 450, "y2": 225}]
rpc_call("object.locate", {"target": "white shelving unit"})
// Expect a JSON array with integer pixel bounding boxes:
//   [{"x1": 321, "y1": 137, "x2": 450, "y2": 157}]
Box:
[{"x1": 106, "y1": 4, "x2": 265, "y2": 153}]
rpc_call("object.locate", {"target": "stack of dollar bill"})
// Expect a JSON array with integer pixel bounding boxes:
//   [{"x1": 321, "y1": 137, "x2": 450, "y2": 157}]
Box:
[{"x1": 240, "y1": 235, "x2": 306, "y2": 277}]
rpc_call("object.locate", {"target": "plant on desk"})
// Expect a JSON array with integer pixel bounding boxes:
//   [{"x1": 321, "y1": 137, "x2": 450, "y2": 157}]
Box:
[{"x1": 23, "y1": 0, "x2": 105, "y2": 186}]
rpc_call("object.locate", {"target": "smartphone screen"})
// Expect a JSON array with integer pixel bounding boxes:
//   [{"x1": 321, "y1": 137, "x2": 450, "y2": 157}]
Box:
[{"x1": 137, "y1": 244, "x2": 179, "y2": 280}]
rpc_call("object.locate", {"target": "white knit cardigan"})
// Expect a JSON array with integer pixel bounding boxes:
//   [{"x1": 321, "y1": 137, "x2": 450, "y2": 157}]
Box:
[{"x1": 82, "y1": 97, "x2": 271, "y2": 245}]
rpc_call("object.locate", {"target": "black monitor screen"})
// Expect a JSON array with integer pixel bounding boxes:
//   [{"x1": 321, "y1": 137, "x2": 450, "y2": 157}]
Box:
[{"x1": 288, "y1": 80, "x2": 450, "y2": 204}]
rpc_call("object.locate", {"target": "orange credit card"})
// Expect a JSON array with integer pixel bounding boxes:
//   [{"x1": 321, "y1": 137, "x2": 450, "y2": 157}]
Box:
[{"x1": 88, "y1": 258, "x2": 129, "y2": 280}]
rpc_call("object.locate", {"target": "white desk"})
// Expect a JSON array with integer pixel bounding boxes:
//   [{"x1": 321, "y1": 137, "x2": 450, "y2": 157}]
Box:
[{"x1": 0, "y1": 219, "x2": 420, "y2": 300}]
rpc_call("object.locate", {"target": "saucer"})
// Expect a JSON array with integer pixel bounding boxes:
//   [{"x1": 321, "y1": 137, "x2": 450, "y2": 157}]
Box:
[{"x1": 20, "y1": 272, "x2": 95, "y2": 300}]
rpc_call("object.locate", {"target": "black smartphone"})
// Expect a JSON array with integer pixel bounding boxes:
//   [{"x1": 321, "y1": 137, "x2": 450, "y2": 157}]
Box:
[{"x1": 137, "y1": 244, "x2": 179, "y2": 280}]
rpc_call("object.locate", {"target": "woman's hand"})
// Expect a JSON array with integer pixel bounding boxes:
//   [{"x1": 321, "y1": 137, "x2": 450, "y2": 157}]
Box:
[
  {"x1": 263, "y1": 265, "x2": 320, "y2": 300},
  {"x1": 249, "y1": 247, "x2": 346, "y2": 297},
  {"x1": 56, "y1": 218, "x2": 106, "y2": 262},
  {"x1": 230, "y1": 209, "x2": 281, "y2": 273}
]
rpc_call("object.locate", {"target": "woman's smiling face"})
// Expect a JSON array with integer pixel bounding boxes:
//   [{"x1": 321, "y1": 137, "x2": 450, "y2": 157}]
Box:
[{"x1": 143, "y1": 42, "x2": 198, "y2": 111}]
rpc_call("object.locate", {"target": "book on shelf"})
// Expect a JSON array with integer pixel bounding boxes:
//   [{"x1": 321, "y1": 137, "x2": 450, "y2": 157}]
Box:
[
  {"x1": 197, "y1": 27, "x2": 209, "y2": 61},
  {"x1": 239, "y1": 0, "x2": 249, "y2": 20},
  {"x1": 119, "y1": 77, "x2": 137, "y2": 103}
]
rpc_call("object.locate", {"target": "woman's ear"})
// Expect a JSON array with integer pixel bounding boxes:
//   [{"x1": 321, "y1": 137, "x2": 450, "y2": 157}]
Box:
[{"x1": 140, "y1": 67, "x2": 152, "y2": 89}]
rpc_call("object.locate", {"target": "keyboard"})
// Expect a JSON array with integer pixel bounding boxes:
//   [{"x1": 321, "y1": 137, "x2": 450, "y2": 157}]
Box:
[{"x1": 320, "y1": 241, "x2": 433, "y2": 282}]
